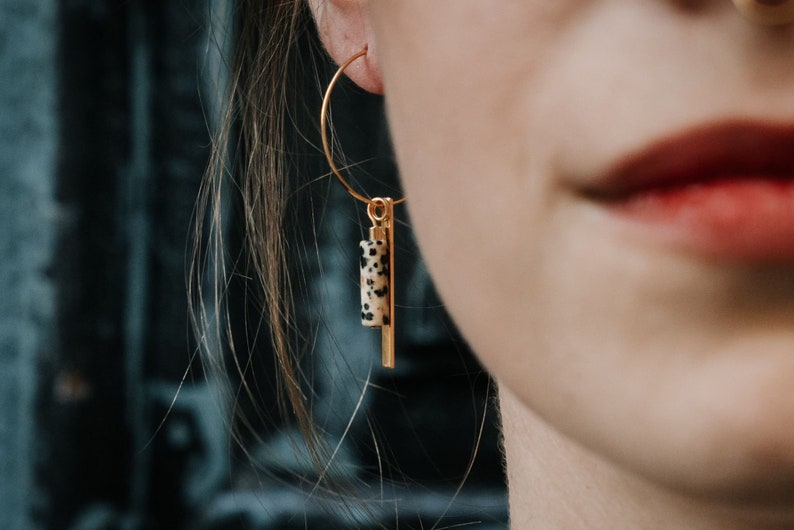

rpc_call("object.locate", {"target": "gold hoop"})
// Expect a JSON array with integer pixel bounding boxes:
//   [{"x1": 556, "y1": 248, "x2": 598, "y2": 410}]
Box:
[{"x1": 320, "y1": 47, "x2": 406, "y2": 205}]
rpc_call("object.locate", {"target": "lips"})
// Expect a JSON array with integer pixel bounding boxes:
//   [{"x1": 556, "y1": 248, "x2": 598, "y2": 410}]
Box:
[{"x1": 588, "y1": 121, "x2": 794, "y2": 262}]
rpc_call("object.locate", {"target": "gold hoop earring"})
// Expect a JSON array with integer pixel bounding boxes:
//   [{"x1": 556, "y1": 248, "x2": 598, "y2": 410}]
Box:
[
  {"x1": 321, "y1": 47, "x2": 404, "y2": 369},
  {"x1": 733, "y1": 0, "x2": 794, "y2": 25}
]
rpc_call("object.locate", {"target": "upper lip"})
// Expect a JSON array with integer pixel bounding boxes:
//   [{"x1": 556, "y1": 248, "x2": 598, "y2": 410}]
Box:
[{"x1": 587, "y1": 120, "x2": 794, "y2": 199}]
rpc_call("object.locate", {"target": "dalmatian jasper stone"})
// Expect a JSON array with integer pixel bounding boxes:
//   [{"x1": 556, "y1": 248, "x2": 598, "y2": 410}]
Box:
[{"x1": 359, "y1": 239, "x2": 390, "y2": 327}]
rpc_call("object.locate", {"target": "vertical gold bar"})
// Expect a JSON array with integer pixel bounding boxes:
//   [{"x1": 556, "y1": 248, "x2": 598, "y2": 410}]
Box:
[{"x1": 381, "y1": 198, "x2": 395, "y2": 369}]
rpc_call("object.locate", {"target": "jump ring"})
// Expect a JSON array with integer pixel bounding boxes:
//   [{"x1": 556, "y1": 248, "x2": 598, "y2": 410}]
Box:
[{"x1": 367, "y1": 198, "x2": 389, "y2": 223}]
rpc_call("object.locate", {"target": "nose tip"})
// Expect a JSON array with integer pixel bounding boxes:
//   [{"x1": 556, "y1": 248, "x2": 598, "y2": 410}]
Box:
[{"x1": 733, "y1": 0, "x2": 794, "y2": 25}]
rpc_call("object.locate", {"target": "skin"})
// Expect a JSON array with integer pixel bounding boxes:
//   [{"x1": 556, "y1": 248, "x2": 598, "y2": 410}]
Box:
[{"x1": 310, "y1": 1, "x2": 794, "y2": 527}]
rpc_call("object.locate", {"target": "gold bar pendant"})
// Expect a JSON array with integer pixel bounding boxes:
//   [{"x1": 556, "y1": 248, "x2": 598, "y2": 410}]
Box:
[
  {"x1": 381, "y1": 198, "x2": 395, "y2": 369},
  {"x1": 359, "y1": 198, "x2": 395, "y2": 368}
]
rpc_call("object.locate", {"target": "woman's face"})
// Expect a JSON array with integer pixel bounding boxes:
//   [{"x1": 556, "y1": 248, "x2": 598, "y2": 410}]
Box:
[{"x1": 317, "y1": 0, "x2": 794, "y2": 502}]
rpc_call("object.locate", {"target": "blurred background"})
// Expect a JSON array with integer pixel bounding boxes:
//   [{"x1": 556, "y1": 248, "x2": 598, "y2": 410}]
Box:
[{"x1": 0, "y1": 1, "x2": 506, "y2": 528}]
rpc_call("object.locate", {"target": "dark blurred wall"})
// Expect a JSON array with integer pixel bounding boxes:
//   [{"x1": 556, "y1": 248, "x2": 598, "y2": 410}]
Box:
[
  {"x1": 1, "y1": 1, "x2": 232, "y2": 528},
  {"x1": 0, "y1": 1, "x2": 58, "y2": 529},
  {"x1": 0, "y1": 1, "x2": 507, "y2": 529}
]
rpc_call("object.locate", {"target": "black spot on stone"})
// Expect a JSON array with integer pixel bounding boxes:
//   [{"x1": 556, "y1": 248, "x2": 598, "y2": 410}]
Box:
[
  {"x1": 376, "y1": 240, "x2": 383, "y2": 245},
  {"x1": 369, "y1": 248, "x2": 377, "y2": 256},
  {"x1": 363, "y1": 312, "x2": 374, "y2": 321},
  {"x1": 366, "y1": 278, "x2": 374, "y2": 286},
  {"x1": 364, "y1": 303, "x2": 370, "y2": 310},
  {"x1": 373, "y1": 286, "x2": 388, "y2": 297},
  {"x1": 383, "y1": 315, "x2": 390, "y2": 326}
]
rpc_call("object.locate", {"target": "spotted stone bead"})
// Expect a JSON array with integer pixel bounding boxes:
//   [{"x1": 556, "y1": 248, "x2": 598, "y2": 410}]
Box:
[{"x1": 359, "y1": 239, "x2": 390, "y2": 327}]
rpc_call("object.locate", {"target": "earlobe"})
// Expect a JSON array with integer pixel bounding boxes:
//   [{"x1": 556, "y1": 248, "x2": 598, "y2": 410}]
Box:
[{"x1": 309, "y1": 0, "x2": 384, "y2": 94}]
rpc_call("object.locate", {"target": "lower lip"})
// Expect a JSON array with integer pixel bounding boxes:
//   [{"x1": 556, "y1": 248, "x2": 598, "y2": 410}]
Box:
[{"x1": 611, "y1": 177, "x2": 794, "y2": 261}]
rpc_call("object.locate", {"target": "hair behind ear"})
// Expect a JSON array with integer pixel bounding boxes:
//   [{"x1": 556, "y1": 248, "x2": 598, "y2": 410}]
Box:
[{"x1": 193, "y1": 0, "x2": 326, "y2": 468}]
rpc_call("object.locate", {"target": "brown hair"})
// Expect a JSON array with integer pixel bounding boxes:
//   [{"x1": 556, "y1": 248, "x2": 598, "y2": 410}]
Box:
[{"x1": 190, "y1": 0, "x2": 325, "y2": 460}]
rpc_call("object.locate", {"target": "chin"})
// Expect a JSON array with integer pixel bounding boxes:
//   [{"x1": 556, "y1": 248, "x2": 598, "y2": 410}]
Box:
[
  {"x1": 546, "y1": 329, "x2": 794, "y2": 512},
  {"x1": 641, "y1": 346, "x2": 794, "y2": 509},
  {"x1": 671, "y1": 425, "x2": 794, "y2": 507}
]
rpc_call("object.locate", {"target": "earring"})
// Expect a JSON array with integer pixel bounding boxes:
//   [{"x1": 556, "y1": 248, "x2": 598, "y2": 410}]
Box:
[
  {"x1": 320, "y1": 47, "x2": 405, "y2": 369},
  {"x1": 733, "y1": 0, "x2": 794, "y2": 25}
]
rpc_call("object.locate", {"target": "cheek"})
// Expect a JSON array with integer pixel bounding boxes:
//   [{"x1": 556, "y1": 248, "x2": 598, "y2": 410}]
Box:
[
  {"x1": 371, "y1": 9, "x2": 572, "y2": 370},
  {"x1": 369, "y1": 4, "x2": 618, "y2": 374},
  {"x1": 383, "y1": 63, "x2": 558, "y2": 373},
  {"x1": 381, "y1": 94, "x2": 572, "y2": 388},
  {"x1": 400, "y1": 167, "x2": 553, "y2": 356}
]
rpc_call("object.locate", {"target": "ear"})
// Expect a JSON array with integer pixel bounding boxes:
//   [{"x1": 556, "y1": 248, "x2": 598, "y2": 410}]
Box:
[{"x1": 309, "y1": 0, "x2": 383, "y2": 94}]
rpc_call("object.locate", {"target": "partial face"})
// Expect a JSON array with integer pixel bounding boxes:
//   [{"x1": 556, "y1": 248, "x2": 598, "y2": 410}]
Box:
[{"x1": 323, "y1": 1, "x2": 794, "y2": 503}]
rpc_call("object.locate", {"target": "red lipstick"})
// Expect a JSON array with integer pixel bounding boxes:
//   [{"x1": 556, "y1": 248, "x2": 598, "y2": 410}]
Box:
[{"x1": 594, "y1": 121, "x2": 794, "y2": 262}]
